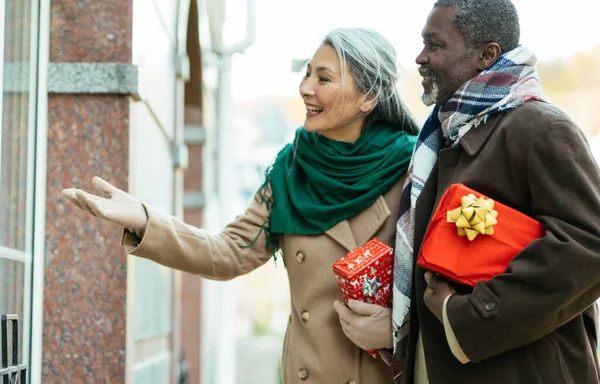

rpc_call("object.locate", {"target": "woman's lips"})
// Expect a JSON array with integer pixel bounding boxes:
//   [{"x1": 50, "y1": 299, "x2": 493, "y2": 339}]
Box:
[{"x1": 305, "y1": 104, "x2": 323, "y2": 118}]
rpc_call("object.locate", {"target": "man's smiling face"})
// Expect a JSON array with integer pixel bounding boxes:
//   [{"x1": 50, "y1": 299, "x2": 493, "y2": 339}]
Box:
[{"x1": 415, "y1": 6, "x2": 480, "y2": 106}]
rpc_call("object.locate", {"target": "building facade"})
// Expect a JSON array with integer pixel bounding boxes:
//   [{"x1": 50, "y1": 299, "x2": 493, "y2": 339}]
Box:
[{"x1": 0, "y1": 0, "x2": 207, "y2": 382}]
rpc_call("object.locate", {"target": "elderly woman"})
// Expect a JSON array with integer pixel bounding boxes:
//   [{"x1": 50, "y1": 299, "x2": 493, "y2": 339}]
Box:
[{"x1": 63, "y1": 28, "x2": 418, "y2": 383}]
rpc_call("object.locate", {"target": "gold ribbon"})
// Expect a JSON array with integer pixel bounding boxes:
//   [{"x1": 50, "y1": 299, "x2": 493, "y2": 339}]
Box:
[{"x1": 446, "y1": 193, "x2": 499, "y2": 241}]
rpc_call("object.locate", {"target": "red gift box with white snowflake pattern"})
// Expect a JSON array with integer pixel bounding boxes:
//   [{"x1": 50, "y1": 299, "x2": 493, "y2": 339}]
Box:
[
  {"x1": 332, "y1": 238, "x2": 394, "y2": 308},
  {"x1": 332, "y1": 238, "x2": 394, "y2": 358}
]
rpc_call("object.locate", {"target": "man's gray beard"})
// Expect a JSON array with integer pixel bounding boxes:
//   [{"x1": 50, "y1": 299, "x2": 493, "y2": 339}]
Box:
[{"x1": 421, "y1": 80, "x2": 439, "y2": 106}]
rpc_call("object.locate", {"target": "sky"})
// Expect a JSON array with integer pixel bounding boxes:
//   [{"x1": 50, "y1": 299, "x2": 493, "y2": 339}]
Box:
[{"x1": 220, "y1": 0, "x2": 600, "y2": 101}]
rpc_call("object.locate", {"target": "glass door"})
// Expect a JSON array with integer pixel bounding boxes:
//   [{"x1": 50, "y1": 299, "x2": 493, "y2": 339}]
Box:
[{"x1": 0, "y1": 0, "x2": 39, "y2": 368}]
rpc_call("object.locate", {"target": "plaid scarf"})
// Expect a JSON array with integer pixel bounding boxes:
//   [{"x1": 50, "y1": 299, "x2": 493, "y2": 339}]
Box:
[{"x1": 392, "y1": 45, "x2": 549, "y2": 350}]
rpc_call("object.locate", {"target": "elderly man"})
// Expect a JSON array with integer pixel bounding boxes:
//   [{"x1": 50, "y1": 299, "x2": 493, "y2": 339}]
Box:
[{"x1": 336, "y1": 0, "x2": 600, "y2": 383}]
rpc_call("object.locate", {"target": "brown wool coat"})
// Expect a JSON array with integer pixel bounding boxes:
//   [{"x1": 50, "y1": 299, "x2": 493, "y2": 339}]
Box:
[
  {"x1": 394, "y1": 101, "x2": 600, "y2": 384},
  {"x1": 122, "y1": 176, "x2": 407, "y2": 384}
]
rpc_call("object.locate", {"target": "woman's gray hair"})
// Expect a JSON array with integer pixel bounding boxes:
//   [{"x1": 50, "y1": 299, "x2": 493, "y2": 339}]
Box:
[{"x1": 323, "y1": 28, "x2": 419, "y2": 134}]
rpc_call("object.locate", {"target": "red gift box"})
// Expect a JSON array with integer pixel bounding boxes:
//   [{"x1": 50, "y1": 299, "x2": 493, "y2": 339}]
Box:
[
  {"x1": 417, "y1": 183, "x2": 544, "y2": 286},
  {"x1": 332, "y1": 238, "x2": 394, "y2": 358},
  {"x1": 332, "y1": 238, "x2": 394, "y2": 306}
]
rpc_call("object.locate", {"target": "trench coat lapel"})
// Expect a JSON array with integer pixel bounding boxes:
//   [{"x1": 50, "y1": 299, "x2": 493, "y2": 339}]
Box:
[
  {"x1": 325, "y1": 220, "x2": 357, "y2": 252},
  {"x1": 352, "y1": 195, "x2": 392, "y2": 246},
  {"x1": 325, "y1": 195, "x2": 392, "y2": 252}
]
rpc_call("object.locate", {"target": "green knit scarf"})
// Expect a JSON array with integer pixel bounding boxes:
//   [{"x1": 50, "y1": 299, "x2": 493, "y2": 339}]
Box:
[{"x1": 251, "y1": 122, "x2": 416, "y2": 258}]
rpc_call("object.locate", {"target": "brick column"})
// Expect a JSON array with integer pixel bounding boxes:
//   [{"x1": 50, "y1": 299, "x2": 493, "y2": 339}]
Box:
[{"x1": 44, "y1": 0, "x2": 133, "y2": 381}]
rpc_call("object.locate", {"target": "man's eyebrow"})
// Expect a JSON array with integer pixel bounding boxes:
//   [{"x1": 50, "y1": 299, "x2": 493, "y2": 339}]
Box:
[{"x1": 423, "y1": 31, "x2": 441, "y2": 40}]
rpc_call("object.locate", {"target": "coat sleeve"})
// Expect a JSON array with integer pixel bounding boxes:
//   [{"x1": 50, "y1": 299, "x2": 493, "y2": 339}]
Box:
[
  {"x1": 120, "y1": 186, "x2": 275, "y2": 280},
  {"x1": 446, "y1": 115, "x2": 600, "y2": 362}
]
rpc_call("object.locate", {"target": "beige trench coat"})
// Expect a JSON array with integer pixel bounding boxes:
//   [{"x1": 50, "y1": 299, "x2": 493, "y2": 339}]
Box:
[{"x1": 122, "y1": 176, "x2": 406, "y2": 384}]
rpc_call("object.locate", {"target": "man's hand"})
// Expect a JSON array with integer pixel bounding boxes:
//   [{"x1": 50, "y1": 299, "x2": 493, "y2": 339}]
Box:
[
  {"x1": 62, "y1": 176, "x2": 148, "y2": 238},
  {"x1": 423, "y1": 271, "x2": 456, "y2": 323},
  {"x1": 333, "y1": 300, "x2": 393, "y2": 350}
]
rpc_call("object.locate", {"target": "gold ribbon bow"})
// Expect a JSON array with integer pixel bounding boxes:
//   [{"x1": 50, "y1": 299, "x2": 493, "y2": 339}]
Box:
[{"x1": 446, "y1": 193, "x2": 499, "y2": 241}]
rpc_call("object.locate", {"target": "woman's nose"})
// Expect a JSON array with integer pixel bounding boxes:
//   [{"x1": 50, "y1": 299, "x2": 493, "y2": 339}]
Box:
[{"x1": 299, "y1": 78, "x2": 315, "y2": 97}]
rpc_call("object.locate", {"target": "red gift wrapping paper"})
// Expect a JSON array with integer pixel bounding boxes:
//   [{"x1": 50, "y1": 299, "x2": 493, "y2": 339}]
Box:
[{"x1": 332, "y1": 238, "x2": 394, "y2": 358}]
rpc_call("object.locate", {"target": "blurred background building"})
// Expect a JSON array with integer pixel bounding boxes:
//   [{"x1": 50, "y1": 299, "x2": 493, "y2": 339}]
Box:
[{"x1": 0, "y1": 0, "x2": 599, "y2": 383}]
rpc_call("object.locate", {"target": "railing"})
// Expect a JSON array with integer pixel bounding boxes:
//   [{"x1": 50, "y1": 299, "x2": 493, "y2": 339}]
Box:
[{"x1": 0, "y1": 315, "x2": 27, "y2": 384}]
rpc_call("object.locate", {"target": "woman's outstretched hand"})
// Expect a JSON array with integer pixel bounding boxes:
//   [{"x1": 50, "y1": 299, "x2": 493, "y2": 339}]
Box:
[{"x1": 62, "y1": 176, "x2": 148, "y2": 238}]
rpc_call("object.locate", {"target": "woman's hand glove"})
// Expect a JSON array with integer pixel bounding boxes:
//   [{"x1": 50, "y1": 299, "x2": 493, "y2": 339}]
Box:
[
  {"x1": 333, "y1": 299, "x2": 393, "y2": 350},
  {"x1": 62, "y1": 176, "x2": 148, "y2": 238}
]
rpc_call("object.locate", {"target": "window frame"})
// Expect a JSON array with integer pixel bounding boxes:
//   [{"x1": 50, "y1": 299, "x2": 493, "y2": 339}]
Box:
[{"x1": 0, "y1": 0, "x2": 46, "y2": 381}]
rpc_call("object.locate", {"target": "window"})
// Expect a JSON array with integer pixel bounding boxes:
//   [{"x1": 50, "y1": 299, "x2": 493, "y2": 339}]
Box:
[{"x1": 0, "y1": 0, "x2": 39, "y2": 366}]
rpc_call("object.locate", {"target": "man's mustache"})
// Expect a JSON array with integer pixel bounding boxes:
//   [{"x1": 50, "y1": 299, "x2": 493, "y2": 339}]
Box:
[{"x1": 419, "y1": 67, "x2": 434, "y2": 78}]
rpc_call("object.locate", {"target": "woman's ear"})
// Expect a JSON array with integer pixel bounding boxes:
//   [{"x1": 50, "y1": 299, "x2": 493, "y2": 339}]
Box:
[
  {"x1": 360, "y1": 96, "x2": 376, "y2": 114},
  {"x1": 477, "y1": 43, "x2": 501, "y2": 71}
]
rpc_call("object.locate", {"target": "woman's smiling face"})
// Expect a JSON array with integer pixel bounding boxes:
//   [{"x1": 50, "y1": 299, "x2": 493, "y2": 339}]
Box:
[{"x1": 299, "y1": 43, "x2": 372, "y2": 143}]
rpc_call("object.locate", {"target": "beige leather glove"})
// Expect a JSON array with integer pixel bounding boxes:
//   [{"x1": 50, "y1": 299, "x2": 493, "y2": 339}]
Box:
[
  {"x1": 333, "y1": 299, "x2": 393, "y2": 350},
  {"x1": 62, "y1": 176, "x2": 148, "y2": 238}
]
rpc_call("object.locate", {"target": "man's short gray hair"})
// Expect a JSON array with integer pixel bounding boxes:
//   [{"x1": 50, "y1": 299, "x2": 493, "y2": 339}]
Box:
[
  {"x1": 323, "y1": 28, "x2": 418, "y2": 134},
  {"x1": 434, "y1": 0, "x2": 520, "y2": 53}
]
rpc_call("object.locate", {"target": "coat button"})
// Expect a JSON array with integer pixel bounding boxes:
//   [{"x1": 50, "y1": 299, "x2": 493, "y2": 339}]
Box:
[
  {"x1": 484, "y1": 302, "x2": 495, "y2": 311},
  {"x1": 298, "y1": 368, "x2": 309, "y2": 380},
  {"x1": 301, "y1": 311, "x2": 310, "y2": 322},
  {"x1": 296, "y1": 251, "x2": 306, "y2": 263}
]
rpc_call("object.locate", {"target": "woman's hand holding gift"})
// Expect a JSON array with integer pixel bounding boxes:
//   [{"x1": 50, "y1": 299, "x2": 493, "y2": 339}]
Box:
[{"x1": 333, "y1": 299, "x2": 393, "y2": 350}]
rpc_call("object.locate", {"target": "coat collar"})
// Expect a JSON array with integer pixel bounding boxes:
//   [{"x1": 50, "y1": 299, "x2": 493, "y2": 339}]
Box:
[
  {"x1": 324, "y1": 220, "x2": 357, "y2": 252},
  {"x1": 325, "y1": 195, "x2": 391, "y2": 252},
  {"x1": 457, "y1": 112, "x2": 505, "y2": 156}
]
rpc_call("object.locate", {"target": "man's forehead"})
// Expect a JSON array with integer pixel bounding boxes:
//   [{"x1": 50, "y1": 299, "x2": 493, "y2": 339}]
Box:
[{"x1": 422, "y1": 6, "x2": 458, "y2": 39}]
